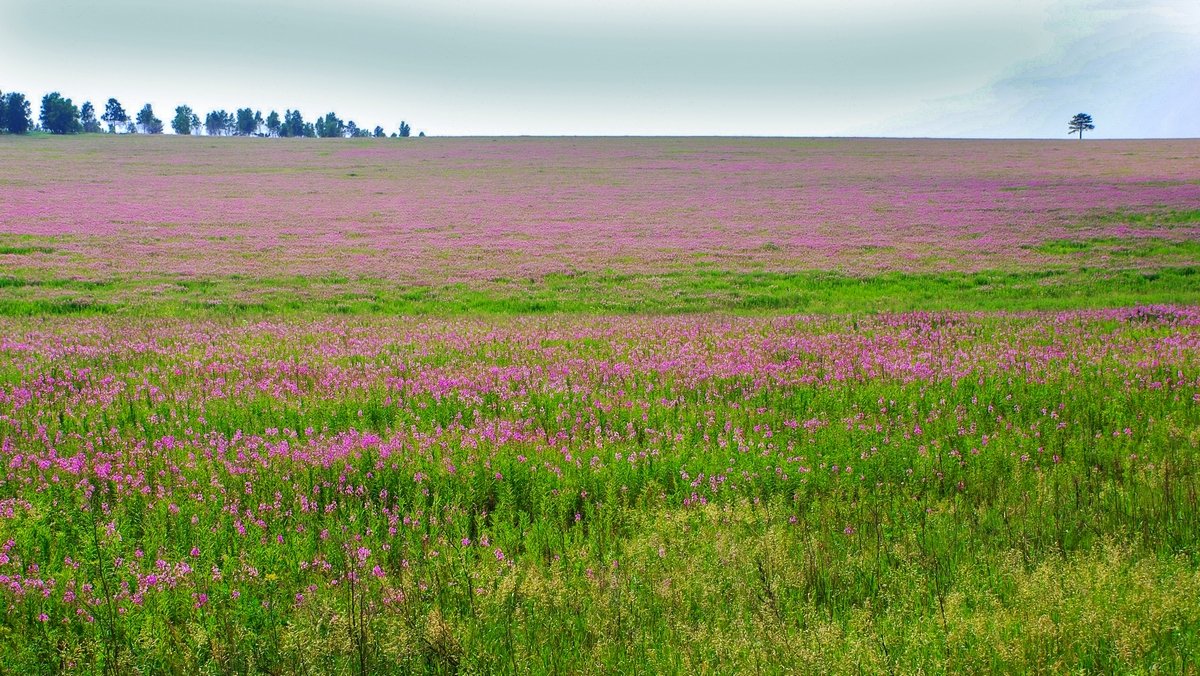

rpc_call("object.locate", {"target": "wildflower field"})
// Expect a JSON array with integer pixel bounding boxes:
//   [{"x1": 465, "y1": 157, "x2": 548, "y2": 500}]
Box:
[{"x1": 1, "y1": 135, "x2": 1199, "y2": 673}]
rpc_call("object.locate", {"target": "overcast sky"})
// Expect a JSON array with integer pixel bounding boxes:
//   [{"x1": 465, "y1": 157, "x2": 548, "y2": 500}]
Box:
[{"x1": 1, "y1": 0, "x2": 1197, "y2": 137}]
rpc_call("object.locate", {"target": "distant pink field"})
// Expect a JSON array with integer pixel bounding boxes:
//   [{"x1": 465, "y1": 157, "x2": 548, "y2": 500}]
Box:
[{"x1": 2, "y1": 136, "x2": 1198, "y2": 282}]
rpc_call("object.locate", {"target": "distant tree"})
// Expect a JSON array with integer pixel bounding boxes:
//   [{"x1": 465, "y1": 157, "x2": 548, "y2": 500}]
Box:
[
  {"x1": 40, "y1": 92, "x2": 82, "y2": 134},
  {"x1": 291, "y1": 110, "x2": 306, "y2": 137},
  {"x1": 172, "y1": 105, "x2": 195, "y2": 135},
  {"x1": 0, "y1": 91, "x2": 28, "y2": 135},
  {"x1": 136, "y1": 103, "x2": 163, "y2": 134},
  {"x1": 190, "y1": 112, "x2": 201, "y2": 135},
  {"x1": 235, "y1": 108, "x2": 256, "y2": 136},
  {"x1": 266, "y1": 110, "x2": 281, "y2": 137},
  {"x1": 101, "y1": 98, "x2": 128, "y2": 133},
  {"x1": 80, "y1": 101, "x2": 102, "y2": 133},
  {"x1": 316, "y1": 112, "x2": 344, "y2": 138},
  {"x1": 254, "y1": 110, "x2": 264, "y2": 135},
  {"x1": 398, "y1": 120, "x2": 411, "y2": 137},
  {"x1": 280, "y1": 109, "x2": 306, "y2": 137},
  {"x1": 418, "y1": 131, "x2": 425, "y2": 137},
  {"x1": 1, "y1": 92, "x2": 32, "y2": 134},
  {"x1": 302, "y1": 122, "x2": 316, "y2": 138},
  {"x1": 205, "y1": 110, "x2": 231, "y2": 136},
  {"x1": 372, "y1": 125, "x2": 384, "y2": 138},
  {"x1": 1068, "y1": 113, "x2": 1094, "y2": 140}
]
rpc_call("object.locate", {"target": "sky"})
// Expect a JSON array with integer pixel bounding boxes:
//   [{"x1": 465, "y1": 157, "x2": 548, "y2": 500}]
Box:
[{"x1": 1, "y1": 0, "x2": 1197, "y2": 137}]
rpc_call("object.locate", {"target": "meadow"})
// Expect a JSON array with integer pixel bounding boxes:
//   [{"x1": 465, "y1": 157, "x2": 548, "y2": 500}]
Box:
[
  {"x1": 2, "y1": 135, "x2": 1200, "y2": 315},
  {"x1": 1, "y1": 135, "x2": 1199, "y2": 673}
]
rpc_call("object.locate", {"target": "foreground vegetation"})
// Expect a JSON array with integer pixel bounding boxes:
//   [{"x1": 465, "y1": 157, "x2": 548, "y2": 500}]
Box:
[{"x1": 1, "y1": 310, "x2": 1198, "y2": 672}]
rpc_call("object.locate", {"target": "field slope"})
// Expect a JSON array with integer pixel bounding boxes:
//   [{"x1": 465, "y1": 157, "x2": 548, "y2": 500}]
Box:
[
  {"x1": 2, "y1": 135, "x2": 1199, "y2": 315},
  {"x1": 0, "y1": 136, "x2": 1198, "y2": 673}
]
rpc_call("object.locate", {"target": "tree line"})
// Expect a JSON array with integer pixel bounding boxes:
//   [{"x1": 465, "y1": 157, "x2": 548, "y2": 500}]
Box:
[{"x1": 0, "y1": 89, "x2": 421, "y2": 138}]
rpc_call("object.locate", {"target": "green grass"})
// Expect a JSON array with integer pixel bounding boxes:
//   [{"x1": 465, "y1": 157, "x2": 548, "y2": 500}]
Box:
[
  {"x1": 1032, "y1": 236, "x2": 1200, "y2": 257},
  {"x1": 1092, "y1": 208, "x2": 1200, "y2": 227},
  {"x1": 0, "y1": 266, "x2": 1196, "y2": 317},
  {"x1": 0, "y1": 245, "x2": 56, "y2": 255}
]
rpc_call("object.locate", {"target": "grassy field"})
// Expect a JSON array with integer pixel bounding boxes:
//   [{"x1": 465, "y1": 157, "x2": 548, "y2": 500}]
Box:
[
  {"x1": 0, "y1": 266, "x2": 1198, "y2": 317},
  {"x1": 0, "y1": 136, "x2": 1198, "y2": 673},
  {"x1": 2, "y1": 135, "x2": 1199, "y2": 318}
]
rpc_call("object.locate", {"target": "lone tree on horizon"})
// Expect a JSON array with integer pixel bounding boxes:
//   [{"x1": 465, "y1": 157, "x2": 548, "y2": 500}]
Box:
[{"x1": 1068, "y1": 113, "x2": 1094, "y2": 139}]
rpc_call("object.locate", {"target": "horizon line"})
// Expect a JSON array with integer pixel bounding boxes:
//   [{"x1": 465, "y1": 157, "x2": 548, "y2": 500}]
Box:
[{"x1": 8, "y1": 133, "x2": 1198, "y2": 141}]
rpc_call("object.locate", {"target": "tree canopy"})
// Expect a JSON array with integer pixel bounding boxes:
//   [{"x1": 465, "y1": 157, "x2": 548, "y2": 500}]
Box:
[
  {"x1": 235, "y1": 108, "x2": 257, "y2": 136},
  {"x1": 39, "y1": 92, "x2": 82, "y2": 134},
  {"x1": 172, "y1": 105, "x2": 196, "y2": 135},
  {"x1": 205, "y1": 110, "x2": 233, "y2": 136},
  {"x1": 101, "y1": 98, "x2": 128, "y2": 133},
  {"x1": 136, "y1": 103, "x2": 164, "y2": 134},
  {"x1": 266, "y1": 110, "x2": 281, "y2": 136},
  {"x1": 1, "y1": 92, "x2": 33, "y2": 134},
  {"x1": 316, "y1": 112, "x2": 344, "y2": 138},
  {"x1": 1068, "y1": 113, "x2": 1095, "y2": 139},
  {"x1": 279, "y1": 109, "x2": 311, "y2": 137},
  {"x1": 80, "y1": 102, "x2": 102, "y2": 133}
]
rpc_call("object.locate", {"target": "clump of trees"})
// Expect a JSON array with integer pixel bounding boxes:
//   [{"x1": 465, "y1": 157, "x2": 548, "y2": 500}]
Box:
[
  {"x1": 235, "y1": 108, "x2": 260, "y2": 136},
  {"x1": 136, "y1": 104, "x2": 163, "y2": 134},
  {"x1": 1, "y1": 86, "x2": 424, "y2": 138},
  {"x1": 316, "y1": 112, "x2": 344, "y2": 138},
  {"x1": 205, "y1": 110, "x2": 234, "y2": 136}
]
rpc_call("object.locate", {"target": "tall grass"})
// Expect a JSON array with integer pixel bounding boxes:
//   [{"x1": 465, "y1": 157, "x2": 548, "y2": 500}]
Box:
[{"x1": 0, "y1": 310, "x2": 1197, "y2": 672}]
